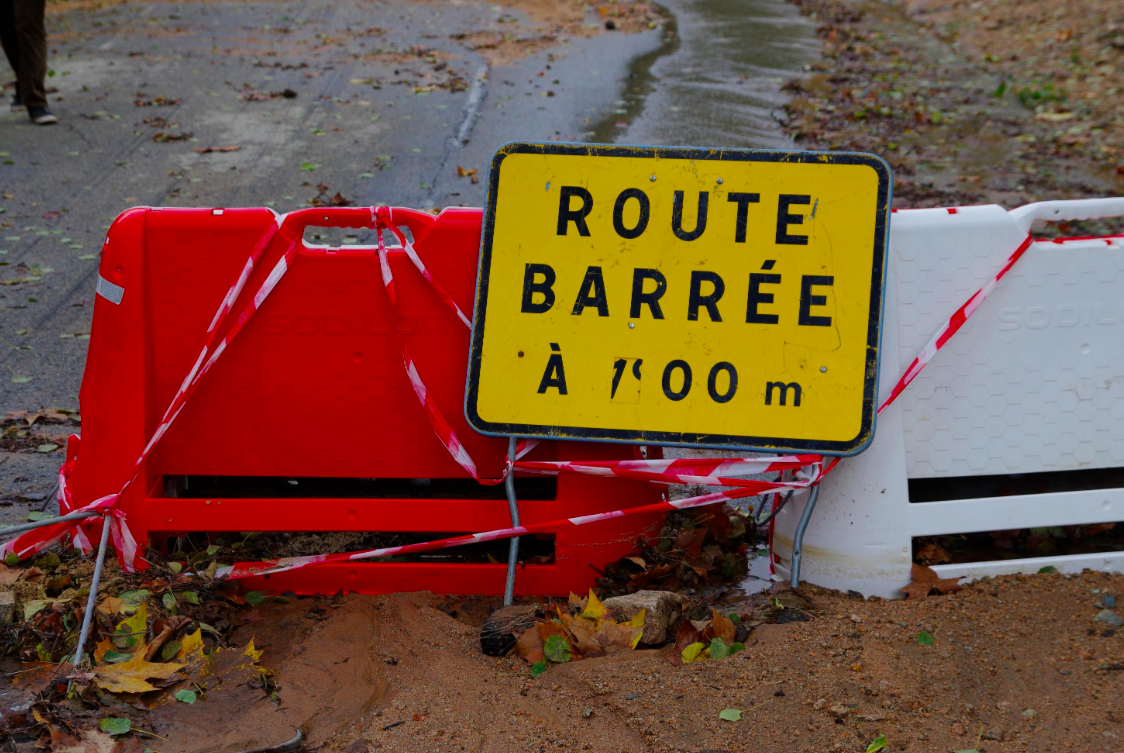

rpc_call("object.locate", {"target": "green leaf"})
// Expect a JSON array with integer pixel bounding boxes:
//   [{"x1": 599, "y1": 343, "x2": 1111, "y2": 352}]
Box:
[
  {"x1": 543, "y1": 635, "x2": 571, "y2": 663},
  {"x1": 917, "y1": 630, "x2": 935, "y2": 646},
  {"x1": 179, "y1": 591, "x2": 200, "y2": 605},
  {"x1": 718, "y1": 708, "x2": 742, "y2": 722},
  {"x1": 206, "y1": 544, "x2": 220, "y2": 556},
  {"x1": 161, "y1": 640, "x2": 182, "y2": 661},
  {"x1": 162, "y1": 592, "x2": 177, "y2": 608},
  {"x1": 36, "y1": 642, "x2": 52, "y2": 662},
  {"x1": 175, "y1": 689, "x2": 197, "y2": 704},
  {"x1": 23, "y1": 600, "x2": 47, "y2": 621},
  {"x1": 731, "y1": 642, "x2": 745, "y2": 654},
  {"x1": 103, "y1": 650, "x2": 133, "y2": 664},
  {"x1": 530, "y1": 661, "x2": 547, "y2": 678},
  {"x1": 866, "y1": 734, "x2": 888, "y2": 752},
  {"x1": 37, "y1": 443, "x2": 59, "y2": 453},
  {"x1": 99, "y1": 718, "x2": 131, "y2": 736},
  {"x1": 168, "y1": 562, "x2": 183, "y2": 573},
  {"x1": 299, "y1": 161, "x2": 321, "y2": 172},
  {"x1": 27, "y1": 511, "x2": 54, "y2": 522},
  {"x1": 198, "y1": 621, "x2": 220, "y2": 636},
  {"x1": 33, "y1": 552, "x2": 61, "y2": 570},
  {"x1": 710, "y1": 637, "x2": 733, "y2": 660},
  {"x1": 121, "y1": 589, "x2": 150, "y2": 607},
  {"x1": 1038, "y1": 565, "x2": 1057, "y2": 574},
  {"x1": 5, "y1": 553, "x2": 19, "y2": 566},
  {"x1": 244, "y1": 591, "x2": 266, "y2": 606}
]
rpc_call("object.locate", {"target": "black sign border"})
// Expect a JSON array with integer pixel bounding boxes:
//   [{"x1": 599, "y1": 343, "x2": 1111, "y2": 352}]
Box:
[{"x1": 465, "y1": 141, "x2": 893, "y2": 456}]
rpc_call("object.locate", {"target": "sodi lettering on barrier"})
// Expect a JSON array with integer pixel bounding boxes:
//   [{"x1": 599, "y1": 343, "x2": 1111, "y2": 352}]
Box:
[{"x1": 466, "y1": 143, "x2": 892, "y2": 454}]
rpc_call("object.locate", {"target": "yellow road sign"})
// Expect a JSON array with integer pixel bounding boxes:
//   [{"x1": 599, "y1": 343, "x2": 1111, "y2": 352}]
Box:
[{"x1": 466, "y1": 143, "x2": 891, "y2": 455}]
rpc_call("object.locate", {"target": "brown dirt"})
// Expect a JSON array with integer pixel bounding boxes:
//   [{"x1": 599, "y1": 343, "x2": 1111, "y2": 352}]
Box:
[
  {"x1": 783, "y1": 0, "x2": 1124, "y2": 219},
  {"x1": 125, "y1": 571, "x2": 1124, "y2": 753}
]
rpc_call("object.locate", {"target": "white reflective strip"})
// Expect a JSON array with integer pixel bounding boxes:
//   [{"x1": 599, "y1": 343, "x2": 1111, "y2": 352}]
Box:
[{"x1": 96, "y1": 275, "x2": 125, "y2": 305}]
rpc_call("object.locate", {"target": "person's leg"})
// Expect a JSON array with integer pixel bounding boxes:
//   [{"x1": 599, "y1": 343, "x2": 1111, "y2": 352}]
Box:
[
  {"x1": 12, "y1": 0, "x2": 47, "y2": 110},
  {"x1": 0, "y1": 0, "x2": 21, "y2": 104}
]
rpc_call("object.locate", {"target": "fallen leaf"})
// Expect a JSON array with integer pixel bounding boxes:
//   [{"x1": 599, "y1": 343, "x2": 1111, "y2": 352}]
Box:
[
  {"x1": 704, "y1": 609, "x2": 737, "y2": 644},
  {"x1": 866, "y1": 734, "x2": 888, "y2": 752},
  {"x1": 514, "y1": 625, "x2": 545, "y2": 664},
  {"x1": 917, "y1": 630, "x2": 935, "y2": 646},
  {"x1": 902, "y1": 564, "x2": 962, "y2": 599},
  {"x1": 676, "y1": 528, "x2": 706, "y2": 559},
  {"x1": 97, "y1": 596, "x2": 125, "y2": 615},
  {"x1": 175, "y1": 689, "x2": 197, "y2": 704},
  {"x1": 93, "y1": 654, "x2": 185, "y2": 693},
  {"x1": 544, "y1": 634, "x2": 572, "y2": 663},
  {"x1": 51, "y1": 729, "x2": 119, "y2": 753},
  {"x1": 195, "y1": 145, "x2": 241, "y2": 154},
  {"x1": 98, "y1": 718, "x2": 131, "y2": 735},
  {"x1": 719, "y1": 708, "x2": 742, "y2": 722},
  {"x1": 682, "y1": 641, "x2": 706, "y2": 663},
  {"x1": 580, "y1": 589, "x2": 609, "y2": 620},
  {"x1": 530, "y1": 661, "x2": 547, "y2": 678}
]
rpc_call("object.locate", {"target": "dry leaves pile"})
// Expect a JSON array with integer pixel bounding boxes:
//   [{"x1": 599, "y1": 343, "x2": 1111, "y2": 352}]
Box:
[
  {"x1": 668, "y1": 607, "x2": 746, "y2": 666},
  {"x1": 1, "y1": 548, "x2": 274, "y2": 747},
  {"x1": 514, "y1": 590, "x2": 644, "y2": 676},
  {"x1": 1, "y1": 408, "x2": 78, "y2": 455},
  {"x1": 597, "y1": 503, "x2": 753, "y2": 596}
]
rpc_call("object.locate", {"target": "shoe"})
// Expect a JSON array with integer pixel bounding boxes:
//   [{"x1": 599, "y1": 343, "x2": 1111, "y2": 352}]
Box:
[
  {"x1": 9, "y1": 93, "x2": 22, "y2": 111},
  {"x1": 29, "y1": 107, "x2": 58, "y2": 125}
]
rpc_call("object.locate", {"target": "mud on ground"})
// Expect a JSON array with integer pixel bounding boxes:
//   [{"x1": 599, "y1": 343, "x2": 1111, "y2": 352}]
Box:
[{"x1": 82, "y1": 571, "x2": 1124, "y2": 753}]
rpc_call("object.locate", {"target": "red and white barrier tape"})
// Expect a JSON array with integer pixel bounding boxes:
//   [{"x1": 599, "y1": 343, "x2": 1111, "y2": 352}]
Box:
[
  {"x1": 0, "y1": 209, "x2": 1044, "y2": 582},
  {"x1": 216, "y1": 463, "x2": 826, "y2": 580}
]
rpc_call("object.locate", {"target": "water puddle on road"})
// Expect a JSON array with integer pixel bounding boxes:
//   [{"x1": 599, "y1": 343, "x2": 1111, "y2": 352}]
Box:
[{"x1": 592, "y1": 0, "x2": 818, "y2": 148}]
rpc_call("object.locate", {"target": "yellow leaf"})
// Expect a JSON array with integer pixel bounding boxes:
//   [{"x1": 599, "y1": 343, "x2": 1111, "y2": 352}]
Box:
[
  {"x1": 117, "y1": 602, "x2": 147, "y2": 649},
  {"x1": 625, "y1": 608, "x2": 646, "y2": 629},
  {"x1": 580, "y1": 589, "x2": 608, "y2": 620},
  {"x1": 682, "y1": 641, "x2": 706, "y2": 663},
  {"x1": 175, "y1": 629, "x2": 205, "y2": 674},
  {"x1": 243, "y1": 638, "x2": 263, "y2": 663},
  {"x1": 93, "y1": 654, "x2": 185, "y2": 693}
]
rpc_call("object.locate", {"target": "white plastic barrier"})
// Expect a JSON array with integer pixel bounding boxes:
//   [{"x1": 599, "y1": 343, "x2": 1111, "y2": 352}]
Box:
[{"x1": 772, "y1": 198, "x2": 1124, "y2": 598}]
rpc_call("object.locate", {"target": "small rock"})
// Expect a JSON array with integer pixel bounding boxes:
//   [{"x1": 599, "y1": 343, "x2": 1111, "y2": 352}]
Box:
[
  {"x1": 849, "y1": 614, "x2": 862, "y2": 623},
  {"x1": 1094, "y1": 610, "x2": 1123, "y2": 628},
  {"x1": 0, "y1": 591, "x2": 15, "y2": 624},
  {"x1": 813, "y1": 698, "x2": 828, "y2": 710},
  {"x1": 1022, "y1": 708, "x2": 1037, "y2": 720},
  {"x1": 603, "y1": 591, "x2": 685, "y2": 645},
  {"x1": 581, "y1": 705, "x2": 594, "y2": 719},
  {"x1": 982, "y1": 728, "x2": 1002, "y2": 741},
  {"x1": 828, "y1": 704, "x2": 851, "y2": 719},
  {"x1": 1104, "y1": 595, "x2": 1117, "y2": 609},
  {"x1": 951, "y1": 723, "x2": 965, "y2": 736},
  {"x1": 859, "y1": 713, "x2": 885, "y2": 722}
]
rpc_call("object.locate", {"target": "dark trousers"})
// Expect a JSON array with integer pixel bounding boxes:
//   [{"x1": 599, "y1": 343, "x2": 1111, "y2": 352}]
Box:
[{"x1": 0, "y1": 0, "x2": 48, "y2": 109}]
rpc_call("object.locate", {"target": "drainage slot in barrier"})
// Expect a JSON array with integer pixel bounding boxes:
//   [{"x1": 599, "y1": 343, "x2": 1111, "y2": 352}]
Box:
[
  {"x1": 908, "y1": 466, "x2": 1124, "y2": 503},
  {"x1": 167, "y1": 475, "x2": 558, "y2": 500}
]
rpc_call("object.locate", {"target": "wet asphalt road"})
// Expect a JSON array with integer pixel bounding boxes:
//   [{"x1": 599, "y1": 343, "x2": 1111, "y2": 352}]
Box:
[{"x1": 0, "y1": 0, "x2": 813, "y2": 521}]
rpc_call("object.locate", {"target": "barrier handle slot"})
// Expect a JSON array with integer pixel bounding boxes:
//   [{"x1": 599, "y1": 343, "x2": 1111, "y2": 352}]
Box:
[
  {"x1": 1010, "y1": 197, "x2": 1124, "y2": 234},
  {"x1": 281, "y1": 207, "x2": 379, "y2": 232}
]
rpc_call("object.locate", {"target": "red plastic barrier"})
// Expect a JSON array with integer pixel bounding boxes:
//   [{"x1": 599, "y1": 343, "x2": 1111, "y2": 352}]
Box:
[{"x1": 67, "y1": 206, "x2": 665, "y2": 595}]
